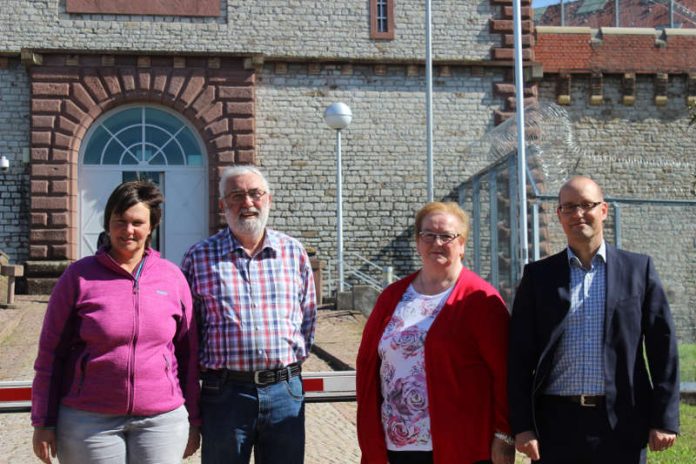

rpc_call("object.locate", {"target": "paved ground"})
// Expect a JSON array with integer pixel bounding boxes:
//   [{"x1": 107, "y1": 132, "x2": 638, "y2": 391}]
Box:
[
  {"x1": 0, "y1": 296, "x2": 365, "y2": 464},
  {"x1": 0, "y1": 297, "x2": 530, "y2": 464}
]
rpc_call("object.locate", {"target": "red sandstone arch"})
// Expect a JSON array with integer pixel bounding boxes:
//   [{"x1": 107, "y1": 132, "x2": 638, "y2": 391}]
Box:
[{"x1": 29, "y1": 54, "x2": 256, "y2": 261}]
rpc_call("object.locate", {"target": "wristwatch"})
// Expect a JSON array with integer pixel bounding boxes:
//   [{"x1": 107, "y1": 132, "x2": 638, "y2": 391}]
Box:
[{"x1": 494, "y1": 431, "x2": 514, "y2": 446}]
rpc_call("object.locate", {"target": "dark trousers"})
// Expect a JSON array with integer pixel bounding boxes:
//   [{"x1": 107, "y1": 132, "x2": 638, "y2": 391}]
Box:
[
  {"x1": 535, "y1": 396, "x2": 647, "y2": 464},
  {"x1": 386, "y1": 450, "x2": 491, "y2": 464}
]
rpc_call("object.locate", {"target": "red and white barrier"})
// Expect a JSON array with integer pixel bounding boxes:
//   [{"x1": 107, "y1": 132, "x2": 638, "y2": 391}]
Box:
[
  {"x1": 303, "y1": 371, "x2": 356, "y2": 402},
  {"x1": 0, "y1": 381, "x2": 31, "y2": 413},
  {"x1": 0, "y1": 371, "x2": 356, "y2": 413}
]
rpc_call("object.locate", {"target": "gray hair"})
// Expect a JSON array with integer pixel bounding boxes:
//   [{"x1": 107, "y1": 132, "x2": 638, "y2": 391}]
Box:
[{"x1": 218, "y1": 165, "x2": 271, "y2": 198}]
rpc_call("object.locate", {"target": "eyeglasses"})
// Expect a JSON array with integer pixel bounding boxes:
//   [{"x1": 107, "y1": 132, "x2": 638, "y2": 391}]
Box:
[
  {"x1": 418, "y1": 231, "x2": 460, "y2": 244},
  {"x1": 223, "y1": 189, "x2": 267, "y2": 204},
  {"x1": 557, "y1": 201, "x2": 603, "y2": 215}
]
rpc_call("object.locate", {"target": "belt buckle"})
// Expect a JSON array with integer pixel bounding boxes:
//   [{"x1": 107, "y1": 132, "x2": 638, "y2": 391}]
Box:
[
  {"x1": 254, "y1": 370, "x2": 269, "y2": 386},
  {"x1": 580, "y1": 395, "x2": 596, "y2": 407}
]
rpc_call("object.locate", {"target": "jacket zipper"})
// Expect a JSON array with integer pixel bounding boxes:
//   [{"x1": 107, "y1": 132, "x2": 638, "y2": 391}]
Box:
[{"x1": 126, "y1": 257, "x2": 146, "y2": 415}]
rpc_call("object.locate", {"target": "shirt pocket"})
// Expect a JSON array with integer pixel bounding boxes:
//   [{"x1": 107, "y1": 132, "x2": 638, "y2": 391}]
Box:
[{"x1": 76, "y1": 351, "x2": 90, "y2": 395}]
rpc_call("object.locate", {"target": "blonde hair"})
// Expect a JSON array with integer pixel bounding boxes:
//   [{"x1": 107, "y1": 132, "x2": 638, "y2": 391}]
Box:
[{"x1": 414, "y1": 201, "x2": 470, "y2": 243}]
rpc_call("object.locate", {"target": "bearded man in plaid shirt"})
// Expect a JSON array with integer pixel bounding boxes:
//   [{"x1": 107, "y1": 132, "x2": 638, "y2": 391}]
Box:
[{"x1": 182, "y1": 165, "x2": 317, "y2": 464}]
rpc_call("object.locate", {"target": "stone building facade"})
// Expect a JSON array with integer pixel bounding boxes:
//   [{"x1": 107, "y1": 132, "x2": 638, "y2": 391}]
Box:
[
  {"x1": 0, "y1": 0, "x2": 518, "y2": 291},
  {"x1": 0, "y1": 1, "x2": 694, "y2": 339}
]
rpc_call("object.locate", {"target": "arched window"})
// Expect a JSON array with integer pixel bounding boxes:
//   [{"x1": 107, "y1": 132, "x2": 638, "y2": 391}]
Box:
[
  {"x1": 79, "y1": 105, "x2": 208, "y2": 264},
  {"x1": 83, "y1": 106, "x2": 203, "y2": 166}
]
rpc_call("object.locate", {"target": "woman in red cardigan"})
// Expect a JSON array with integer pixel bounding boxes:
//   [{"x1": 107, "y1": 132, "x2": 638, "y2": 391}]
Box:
[{"x1": 356, "y1": 202, "x2": 514, "y2": 464}]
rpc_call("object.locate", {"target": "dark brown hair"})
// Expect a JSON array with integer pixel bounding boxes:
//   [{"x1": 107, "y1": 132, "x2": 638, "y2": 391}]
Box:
[{"x1": 103, "y1": 181, "x2": 164, "y2": 247}]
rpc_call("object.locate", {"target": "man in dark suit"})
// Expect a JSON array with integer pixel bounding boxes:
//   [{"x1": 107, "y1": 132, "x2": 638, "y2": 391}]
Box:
[{"x1": 508, "y1": 176, "x2": 679, "y2": 464}]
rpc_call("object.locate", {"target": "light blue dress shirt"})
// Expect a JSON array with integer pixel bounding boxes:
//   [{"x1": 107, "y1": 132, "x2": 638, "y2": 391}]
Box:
[{"x1": 545, "y1": 242, "x2": 606, "y2": 395}]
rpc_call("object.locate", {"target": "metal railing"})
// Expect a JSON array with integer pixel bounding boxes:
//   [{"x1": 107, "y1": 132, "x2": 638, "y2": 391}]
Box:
[
  {"x1": 324, "y1": 252, "x2": 399, "y2": 296},
  {"x1": 458, "y1": 152, "x2": 696, "y2": 343}
]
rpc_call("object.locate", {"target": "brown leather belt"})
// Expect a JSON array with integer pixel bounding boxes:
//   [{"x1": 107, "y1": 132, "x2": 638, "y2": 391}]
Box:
[
  {"x1": 543, "y1": 394, "x2": 605, "y2": 407},
  {"x1": 207, "y1": 363, "x2": 301, "y2": 386}
]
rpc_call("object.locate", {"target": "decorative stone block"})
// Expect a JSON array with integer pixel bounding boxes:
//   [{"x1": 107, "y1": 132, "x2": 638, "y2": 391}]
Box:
[
  {"x1": 556, "y1": 74, "x2": 571, "y2": 105},
  {"x1": 654, "y1": 73, "x2": 668, "y2": 106},
  {"x1": 622, "y1": 73, "x2": 636, "y2": 106},
  {"x1": 590, "y1": 73, "x2": 603, "y2": 105},
  {"x1": 439, "y1": 65, "x2": 452, "y2": 77},
  {"x1": 308, "y1": 63, "x2": 321, "y2": 75}
]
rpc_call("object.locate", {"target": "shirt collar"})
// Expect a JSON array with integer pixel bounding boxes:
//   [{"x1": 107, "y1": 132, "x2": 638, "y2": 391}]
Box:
[
  {"x1": 566, "y1": 240, "x2": 606, "y2": 268},
  {"x1": 225, "y1": 227, "x2": 279, "y2": 257}
]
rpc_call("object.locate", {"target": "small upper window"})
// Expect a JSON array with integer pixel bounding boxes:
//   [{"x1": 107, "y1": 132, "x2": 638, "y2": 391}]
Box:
[{"x1": 371, "y1": 0, "x2": 394, "y2": 40}]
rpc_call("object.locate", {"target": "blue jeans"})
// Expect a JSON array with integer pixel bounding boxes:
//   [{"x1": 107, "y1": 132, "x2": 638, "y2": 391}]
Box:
[
  {"x1": 56, "y1": 404, "x2": 189, "y2": 464},
  {"x1": 200, "y1": 372, "x2": 305, "y2": 464}
]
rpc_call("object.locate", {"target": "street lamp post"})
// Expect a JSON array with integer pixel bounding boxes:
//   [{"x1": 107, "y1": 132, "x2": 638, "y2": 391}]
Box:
[{"x1": 323, "y1": 102, "x2": 352, "y2": 293}]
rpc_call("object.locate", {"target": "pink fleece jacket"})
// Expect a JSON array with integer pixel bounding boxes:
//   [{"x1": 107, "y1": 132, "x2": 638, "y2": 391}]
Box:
[{"x1": 31, "y1": 248, "x2": 200, "y2": 427}]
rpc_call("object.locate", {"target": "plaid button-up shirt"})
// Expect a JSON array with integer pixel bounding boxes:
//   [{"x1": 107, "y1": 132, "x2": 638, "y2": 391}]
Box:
[
  {"x1": 545, "y1": 242, "x2": 606, "y2": 395},
  {"x1": 181, "y1": 227, "x2": 317, "y2": 371}
]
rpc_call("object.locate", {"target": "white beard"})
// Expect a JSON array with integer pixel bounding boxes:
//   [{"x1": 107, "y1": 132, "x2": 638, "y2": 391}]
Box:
[{"x1": 226, "y1": 205, "x2": 269, "y2": 239}]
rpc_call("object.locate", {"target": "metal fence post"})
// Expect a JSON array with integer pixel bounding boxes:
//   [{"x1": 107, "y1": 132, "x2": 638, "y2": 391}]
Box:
[
  {"x1": 472, "y1": 176, "x2": 481, "y2": 274},
  {"x1": 382, "y1": 266, "x2": 394, "y2": 287},
  {"x1": 489, "y1": 170, "x2": 499, "y2": 288},
  {"x1": 613, "y1": 202, "x2": 622, "y2": 249}
]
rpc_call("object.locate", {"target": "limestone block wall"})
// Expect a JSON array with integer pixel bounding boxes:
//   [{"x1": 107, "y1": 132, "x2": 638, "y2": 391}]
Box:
[
  {"x1": 537, "y1": 74, "x2": 696, "y2": 341},
  {"x1": 0, "y1": 0, "x2": 498, "y2": 62},
  {"x1": 256, "y1": 62, "x2": 504, "y2": 278},
  {"x1": 0, "y1": 61, "x2": 31, "y2": 264}
]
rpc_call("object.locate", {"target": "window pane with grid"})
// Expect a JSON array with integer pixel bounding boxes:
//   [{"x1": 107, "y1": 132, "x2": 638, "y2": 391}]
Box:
[
  {"x1": 377, "y1": 0, "x2": 388, "y2": 32},
  {"x1": 83, "y1": 106, "x2": 203, "y2": 166}
]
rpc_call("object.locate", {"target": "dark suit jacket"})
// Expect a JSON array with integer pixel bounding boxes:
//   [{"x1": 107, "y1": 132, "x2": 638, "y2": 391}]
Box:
[{"x1": 508, "y1": 244, "x2": 680, "y2": 447}]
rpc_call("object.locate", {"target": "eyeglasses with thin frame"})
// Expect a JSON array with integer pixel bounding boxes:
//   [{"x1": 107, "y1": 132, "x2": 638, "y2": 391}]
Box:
[
  {"x1": 557, "y1": 201, "x2": 604, "y2": 215},
  {"x1": 223, "y1": 189, "x2": 267, "y2": 204},
  {"x1": 418, "y1": 231, "x2": 460, "y2": 245}
]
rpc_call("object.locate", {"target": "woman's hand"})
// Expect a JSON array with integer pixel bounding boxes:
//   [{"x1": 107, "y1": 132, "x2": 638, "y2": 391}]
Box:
[
  {"x1": 183, "y1": 425, "x2": 200, "y2": 459},
  {"x1": 32, "y1": 428, "x2": 57, "y2": 464},
  {"x1": 515, "y1": 430, "x2": 540, "y2": 461},
  {"x1": 491, "y1": 435, "x2": 516, "y2": 464}
]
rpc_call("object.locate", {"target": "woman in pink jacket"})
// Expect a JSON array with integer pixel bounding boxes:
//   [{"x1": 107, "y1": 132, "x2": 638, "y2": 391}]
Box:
[
  {"x1": 356, "y1": 202, "x2": 514, "y2": 464},
  {"x1": 31, "y1": 181, "x2": 200, "y2": 464}
]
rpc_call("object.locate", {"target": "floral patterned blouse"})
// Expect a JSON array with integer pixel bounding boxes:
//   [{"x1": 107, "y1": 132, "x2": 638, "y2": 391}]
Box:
[{"x1": 377, "y1": 283, "x2": 453, "y2": 451}]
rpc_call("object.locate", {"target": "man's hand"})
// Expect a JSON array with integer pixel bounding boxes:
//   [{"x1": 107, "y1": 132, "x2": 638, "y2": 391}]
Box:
[
  {"x1": 491, "y1": 435, "x2": 516, "y2": 464},
  {"x1": 183, "y1": 425, "x2": 201, "y2": 458},
  {"x1": 649, "y1": 428, "x2": 676, "y2": 452},
  {"x1": 32, "y1": 428, "x2": 57, "y2": 464},
  {"x1": 515, "y1": 430, "x2": 540, "y2": 461}
]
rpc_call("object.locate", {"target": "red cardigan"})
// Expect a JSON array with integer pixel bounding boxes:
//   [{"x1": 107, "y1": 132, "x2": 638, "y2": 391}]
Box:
[{"x1": 356, "y1": 268, "x2": 511, "y2": 464}]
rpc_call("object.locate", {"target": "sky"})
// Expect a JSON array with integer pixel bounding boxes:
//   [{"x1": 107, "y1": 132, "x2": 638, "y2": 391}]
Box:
[{"x1": 533, "y1": 0, "x2": 568, "y2": 7}]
